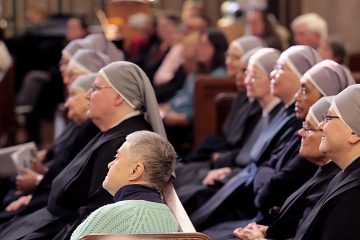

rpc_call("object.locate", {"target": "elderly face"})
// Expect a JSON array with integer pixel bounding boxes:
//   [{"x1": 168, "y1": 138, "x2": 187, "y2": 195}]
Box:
[
  {"x1": 64, "y1": 87, "x2": 88, "y2": 124},
  {"x1": 294, "y1": 78, "x2": 322, "y2": 120},
  {"x1": 195, "y1": 34, "x2": 214, "y2": 65},
  {"x1": 298, "y1": 114, "x2": 324, "y2": 165},
  {"x1": 292, "y1": 24, "x2": 320, "y2": 49},
  {"x1": 318, "y1": 105, "x2": 353, "y2": 162},
  {"x1": 245, "y1": 63, "x2": 270, "y2": 100},
  {"x1": 85, "y1": 75, "x2": 119, "y2": 129},
  {"x1": 225, "y1": 43, "x2": 244, "y2": 78},
  {"x1": 103, "y1": 142, "x2": 135, "y2": 196},
  {"x1": 270, "y1": 60, "x2": 300, "y2": 104}
]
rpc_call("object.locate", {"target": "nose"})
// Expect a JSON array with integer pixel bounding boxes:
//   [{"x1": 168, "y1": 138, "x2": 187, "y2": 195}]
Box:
[
  {"x1": 108, "y1": 160, "x2": 114, "y2": 169},
  {"x1": 298, "y1": 127, "x2": 305, "y2": 138},
  {"x1": 85, "y1": 88, "x2": 92, "y2": 100},
  {"x1": 64, "y1": 97, "x2": 71, "y2": 108},
  {"x1": 318, "y1": 120, "x2": 325, "y2": 130}
]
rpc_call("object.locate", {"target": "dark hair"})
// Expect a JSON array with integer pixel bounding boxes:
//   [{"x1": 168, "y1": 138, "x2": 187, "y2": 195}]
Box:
[
  {"x1": 157, "y1": 10, "x2": 181, "y2": 26},
  {"x1": 69, "y1": 14, "x2": 89, "y2": 32},
  {"x1": 328, "y1": 37, "x2": 347, "y2": 65},
  {"x1": 198, "y1": 28, "x2": 228, "y2": 73}
]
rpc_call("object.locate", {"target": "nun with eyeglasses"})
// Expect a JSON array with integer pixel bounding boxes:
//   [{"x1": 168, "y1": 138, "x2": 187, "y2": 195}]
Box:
[{"x1": 0, "y1": 61, "x2": 166, "y2": 240}]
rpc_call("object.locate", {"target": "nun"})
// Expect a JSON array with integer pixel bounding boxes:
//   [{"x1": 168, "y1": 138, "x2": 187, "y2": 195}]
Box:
[
  {"x1": 0, "y1": 61, "x2": 166, "y2": 240},
  {"x1": 234, "y1": 96, "x2": 341, "y2": 240},
  {"x1": 0, "y1": 74, "x2": 100, "y2": 223},
  {"x1": 295, "y1": 84, "x2": 360, "y2": 240}
]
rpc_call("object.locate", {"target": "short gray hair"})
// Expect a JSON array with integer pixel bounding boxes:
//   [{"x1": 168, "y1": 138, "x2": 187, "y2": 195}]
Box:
[
  {"x1": 125, "y1": 131, "x2": 177, "y2": 191},
  {"x1": 291, "y1": 13, "x2": 328, "y2": 40}
]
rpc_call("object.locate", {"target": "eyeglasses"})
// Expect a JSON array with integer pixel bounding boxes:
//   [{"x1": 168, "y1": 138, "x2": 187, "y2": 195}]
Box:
[
  {"x1": 302, "y1": 122, "x2": 319, "y2": 135},
  {"x1": 90, "y1": 84, "x2": 113, "y2": 92},
  {"x1": 322, "y1": 114, "x2": 340, "y2": 123}
]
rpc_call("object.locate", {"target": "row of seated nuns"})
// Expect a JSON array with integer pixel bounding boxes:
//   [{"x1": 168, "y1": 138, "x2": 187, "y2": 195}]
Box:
[{"x1": 0, "y1": 7, "x2": 360, "y2": 240}]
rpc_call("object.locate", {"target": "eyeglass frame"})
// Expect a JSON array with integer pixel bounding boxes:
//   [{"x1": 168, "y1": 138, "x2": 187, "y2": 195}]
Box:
[
  {"x1": 322, "y1": 113, "x2": 340, "y2": 123},
  {"x1": 302, "y1": 121, "x2": 320, "y2": 135},
  {"x1": 90, "y1": 84, "x2": 113, "y2": 92}
]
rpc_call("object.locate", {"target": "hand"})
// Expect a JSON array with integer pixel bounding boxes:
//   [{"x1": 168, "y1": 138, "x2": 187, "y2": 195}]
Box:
[
  {"x1": 5, "y1": 195, "x2": 32, "y2": 212},
  {"x1": 202, "y1": 167, "x2": 231, "y2": 186},
  {"x1": 30, "y1": 159, "x2": 48, "y2": 174},
  {"x1": 233, "y1": 222, "x2": 267, "y2": 240},
  {"x1": 36, "y1": 149, "x2": 48, "y2": 162},
  {"x1": 16, "y1": 168, "x2": 42, "y2": 192}
]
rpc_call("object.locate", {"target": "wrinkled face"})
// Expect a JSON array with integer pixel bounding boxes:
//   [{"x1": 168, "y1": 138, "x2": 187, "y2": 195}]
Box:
[
  {"x1": 294, "y1": 78, "x2": 322, "y2": 120},
  {"x1": 195, "y1": 34, "x2": 214, "y2": 65},
  {"x1": 245, "y1": 63, "x2": 270, "y2": 100},
  {"x1": 319, "y1": 105, "x2": 353, "y2": 159},
  {"x1": 225, "y1": 43, "x2": 244, "y2": 78},
  {"x1": 85, "y1": 75, "x2": 118, "y2": 127},
  {"x1": 298, "y1": 115, "x2": 324, "y2": 163},
  {"x1": 64, "y1": 87, "x2": 88, "y2": 124},
  {"x1": 246, "y1": 11, "x2": 265, "y2": 36},
  {"x1": 270, "y1": 60, "x2": 300, "y2": 103},
  {"x1": 103, "y1": 142, "x2": 134, "y2": 196},
  {"x1": 292, "y1": 24, "x2": 320, "y2": 49},
  {"x1": 66, "y1": 18, "x2": 87, "y2": 41}
]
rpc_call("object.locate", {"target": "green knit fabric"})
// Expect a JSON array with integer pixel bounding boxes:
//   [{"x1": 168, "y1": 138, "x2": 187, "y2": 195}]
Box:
[{"x1": 71, "y1": 200, "x2": 180, "y2": 240}]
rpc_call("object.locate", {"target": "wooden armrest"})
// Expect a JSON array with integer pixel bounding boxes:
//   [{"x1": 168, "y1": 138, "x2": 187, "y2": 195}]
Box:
[
  {"x1": 162, "y1": 181, "x2": 196, "y2": 233},
  {"x1": 194, "y1": 76, "x2": 236, "y2": 146},
  {"x1": 80, "y1": 232, "x2": 211, "y2": 240},
  {"x1": 214, "y1": 92, "x2": 237, "y2": 134}
]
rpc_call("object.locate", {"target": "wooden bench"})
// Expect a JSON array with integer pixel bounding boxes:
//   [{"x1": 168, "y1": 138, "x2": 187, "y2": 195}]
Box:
[{"x1": 193, "y1": 76, "x2": 236, "y2": 146}]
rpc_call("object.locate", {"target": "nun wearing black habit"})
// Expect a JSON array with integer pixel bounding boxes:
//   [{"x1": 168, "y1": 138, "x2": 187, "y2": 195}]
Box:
[{"x1": 0, "y1": 61, "x2": 166, "y2": 240}]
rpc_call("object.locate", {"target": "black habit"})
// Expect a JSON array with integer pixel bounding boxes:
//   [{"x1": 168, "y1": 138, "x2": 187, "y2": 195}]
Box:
[{"x1": 0, "y1": 115, "x2": 151, "y2": 240}]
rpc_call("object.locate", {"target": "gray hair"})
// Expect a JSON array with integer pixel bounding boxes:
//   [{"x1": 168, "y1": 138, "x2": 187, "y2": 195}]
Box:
[
  {"x1": 291, "y1": 13, "x2": 328, "y2": 41},
  {"x1": 125, "y1": 131, "x2": 177, "y2": 191}
]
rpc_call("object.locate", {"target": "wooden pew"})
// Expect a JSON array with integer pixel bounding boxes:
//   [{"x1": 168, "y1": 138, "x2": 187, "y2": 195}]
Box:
[
  {"x1": 193, "y1": 76, "x2": 236, "y2": 146},
  {"x1": 0, "y1": 64, "x2": 15, "y2": 146}
]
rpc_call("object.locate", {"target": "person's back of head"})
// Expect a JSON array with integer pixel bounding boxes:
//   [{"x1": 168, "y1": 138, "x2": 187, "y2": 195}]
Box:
[
  {"x1": 291, "y1": 13, "x2": 328, "y2": 48},
  {"x1": 124, "y1": 130, "x2": 177, "y2": 191}
]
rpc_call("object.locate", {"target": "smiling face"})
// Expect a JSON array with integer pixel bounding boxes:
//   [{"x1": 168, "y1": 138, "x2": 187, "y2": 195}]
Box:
[
  {"x1": 294, "y1": 77, "x2": 322, "y2": 120},
  {"x1": 318, "y1": 105, "x2": 353, "y2": 162},
  {"x1": 298, "y1": 115, "x2": 325, "y2": 165},
  {"x1": 225, "y1": 43, "x2": 244, "y2": 78},
  {"x1": 245, "y1": 63, "x2": 270, "y2": 100},
  {"x1": 64, "y1": 87, "x2": 88, "y2": 124},
  {"x1": 270, "y1": 60, "x2": 300, "y2": 104}
]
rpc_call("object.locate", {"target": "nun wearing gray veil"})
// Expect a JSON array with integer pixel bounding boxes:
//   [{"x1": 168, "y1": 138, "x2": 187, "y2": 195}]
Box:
[{"x1": 0, "y1": 62, "x2": 165, "y2": 240}]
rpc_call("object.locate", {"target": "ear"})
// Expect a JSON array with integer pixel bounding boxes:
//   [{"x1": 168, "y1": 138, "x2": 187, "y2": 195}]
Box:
[
  {"x1": 129, "y1": 162, "x2": 145, "y2": 181},
  {"x1": 348, "y1": 132, "x2": 360, "y2": 145},
  {"x1": 114, "y1": 94, "x2": 124, "y2": 106}
]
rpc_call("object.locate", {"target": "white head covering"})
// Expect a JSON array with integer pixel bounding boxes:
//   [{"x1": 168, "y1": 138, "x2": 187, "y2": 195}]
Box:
[
  {"x1": 249, "y1": 48, "x2": 280, "y2": 77},
  {"x1": 68, "y1": 49, "x2": 111, "y2": 74},
  {"x1": 82, "y1": 34, "x2": 124, "y2": 61},
  {"x1": 308, "y1": 96, "x2": 333, "y2": 125},
  {"x1": 279, "y1": 45, "x2": 322, "y2": 79},
  {"x1": 99, "y1": 61, "x2": 166, "y2": 137},
  {"x1": 332, "y1": 84, "x2": 360, "y2": 136},
  {"x1": 62, "y1": 39, "x2": 85, "y2": 59},
  {"x1": 71, "y1": 73, "x2": 97, "y2": 92},
  {"x1": 231, "y1": 35, "x2": 267, "y2": 54},
  {"x1": 304, "y1": 60, "x2": 355, "y2": 96}
]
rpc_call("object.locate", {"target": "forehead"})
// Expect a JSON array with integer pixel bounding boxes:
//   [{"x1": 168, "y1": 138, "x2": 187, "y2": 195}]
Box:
[
  {"x1": 305, "y1": 114, "x2": 317, "y2": 127},
  {"x1": 94, "y1": 74, "x2": 107, "y2": 85}
]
